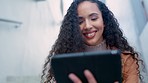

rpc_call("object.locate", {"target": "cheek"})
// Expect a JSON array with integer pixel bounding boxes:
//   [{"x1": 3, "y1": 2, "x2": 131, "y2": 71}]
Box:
[
  {"x1": 79, "y1": 25, "x2": 83, "y2": 30},
  {"x1": 96, "y1": 22, "x2": 104, "y2": 30},
  {"x1": 100, "y1": 26, "x2": 104, "y2": 30},
  {"x1": 79, "y1": 26, "x2": 83, "y2": 33},
  {"x1": 79, "y1": 27, "x2": 83, "y2": 36}
]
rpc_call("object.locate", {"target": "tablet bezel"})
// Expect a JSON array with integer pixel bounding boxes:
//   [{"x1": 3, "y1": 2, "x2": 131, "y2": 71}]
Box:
[{"x1": 51, "y1": 50, "x2": 122, "y2": 83}]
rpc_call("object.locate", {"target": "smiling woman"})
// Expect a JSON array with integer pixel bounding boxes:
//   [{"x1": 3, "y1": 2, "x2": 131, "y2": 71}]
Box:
[
  {"x1": 41, "y1": 0, "x2": 145, "y2": 83},
  {"x1": 77, "y1": 1, "x2": 104, "y2": 46}
]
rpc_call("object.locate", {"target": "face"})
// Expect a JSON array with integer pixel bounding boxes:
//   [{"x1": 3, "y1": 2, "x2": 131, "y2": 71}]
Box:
[{"x1": 77, "y1": 1, "x2": 104, "y2": 46}]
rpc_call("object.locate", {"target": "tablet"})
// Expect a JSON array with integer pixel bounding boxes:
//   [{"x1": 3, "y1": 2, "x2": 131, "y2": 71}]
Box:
[{"x1": 51, "y1": 50, "x2": 122, "y2": 83}]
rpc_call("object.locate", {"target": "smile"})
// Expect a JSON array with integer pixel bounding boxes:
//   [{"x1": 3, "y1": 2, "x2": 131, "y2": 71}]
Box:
[{"x1": 83, "y1": 31, "x2": 97, "y2": 39}]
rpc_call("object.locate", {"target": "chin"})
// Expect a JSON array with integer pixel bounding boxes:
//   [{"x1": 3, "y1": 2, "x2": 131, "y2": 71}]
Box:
[{"x1": 85, "y1": 41, "x2": 98, "y2": 46}]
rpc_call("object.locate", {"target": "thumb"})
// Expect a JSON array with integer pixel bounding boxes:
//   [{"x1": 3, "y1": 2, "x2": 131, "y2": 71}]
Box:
[{"x1": 114, "y1": 81, "x2": 119, "y2": 83}]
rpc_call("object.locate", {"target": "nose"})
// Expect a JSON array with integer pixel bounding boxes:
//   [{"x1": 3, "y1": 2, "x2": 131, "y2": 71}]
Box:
[{"x1": 85, "y1": 20, "x2": 92, "y2": 30}]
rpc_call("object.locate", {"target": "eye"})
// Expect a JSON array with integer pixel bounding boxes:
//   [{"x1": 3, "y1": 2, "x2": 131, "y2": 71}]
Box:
[
  {"x1": 78, "y1": 17, "x2": 84, "y2": 25},
  {"x1": 91, "y1": 17, "x2": 98, "y2": 21},
  {"x1": 90, "y1": 13, "x2": 99, "y2": 21},
  {"x1": 91, "y1": 16, "x2": 98, "y2": 21},
  {"x1": 79, "y1": 20, "x2": 83, "y2": 24}
]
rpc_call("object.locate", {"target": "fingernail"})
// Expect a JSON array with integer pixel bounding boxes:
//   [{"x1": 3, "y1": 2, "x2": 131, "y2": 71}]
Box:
[{"x1": 114, "y1": 81, "x2": 119, "y2": 83}]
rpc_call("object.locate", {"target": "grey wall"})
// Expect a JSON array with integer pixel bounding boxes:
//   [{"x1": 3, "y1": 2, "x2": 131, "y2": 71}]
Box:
[
  {"x1": 130, "y1": 0, "x2": 147, "y2": 35},
  {"x1": 0, "y1": 0, "x2": 60, "y2": 83},
  {"x1": 107, "y1": 0, "x2": 148, "y2": 81},
  {"x1": 106, "y1": 0, "x2": 141, "y2": 51},
  {"x1": 140, "y1": 23, "x2": 148, "y2": 71}
]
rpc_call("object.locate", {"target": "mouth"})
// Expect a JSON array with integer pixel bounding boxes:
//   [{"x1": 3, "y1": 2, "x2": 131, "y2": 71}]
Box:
[{"x1": 83, "y1": 31, "x2": 97, "y2": 39}]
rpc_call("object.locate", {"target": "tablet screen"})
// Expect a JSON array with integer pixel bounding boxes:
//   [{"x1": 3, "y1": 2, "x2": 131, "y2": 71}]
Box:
[{"x1": 51, "y1": 50, "x2": 122, "y2": 83}]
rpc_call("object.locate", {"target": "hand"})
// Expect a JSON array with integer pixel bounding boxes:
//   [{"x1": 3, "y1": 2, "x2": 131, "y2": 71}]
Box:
[
  {"x1": 69, "y1": 70, "x2": 97, "y2": 83},
  {"x1": 68, "y1": 69, "x2": 119, "y2": 83}
]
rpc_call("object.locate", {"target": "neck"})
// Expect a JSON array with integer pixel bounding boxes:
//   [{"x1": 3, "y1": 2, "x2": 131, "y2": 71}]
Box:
[{"x1": 84, "y1": 40, "x2": 108, "y2": 52}]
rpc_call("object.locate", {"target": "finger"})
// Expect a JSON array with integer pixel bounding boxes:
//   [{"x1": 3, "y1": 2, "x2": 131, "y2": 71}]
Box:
[
  {"x1": 68, "y1": 73, "x2": 82, "y2": 83},
  {"x1": 84, "y1": 70, "x2": 97, "y2": 83},
  {"x1": 114, "y1": 81, "x2": 119, "y2": 83}
]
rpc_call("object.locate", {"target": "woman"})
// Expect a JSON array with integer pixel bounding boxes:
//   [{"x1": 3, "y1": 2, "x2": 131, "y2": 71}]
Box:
[{"x1": 41, "y1": 0, "x2": 144, "y2": 83}]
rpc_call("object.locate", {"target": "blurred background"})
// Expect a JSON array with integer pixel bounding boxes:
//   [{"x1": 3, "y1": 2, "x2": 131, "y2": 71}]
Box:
[{"x1": 0, "y1": 0, "x2": 148, "y2": 83}]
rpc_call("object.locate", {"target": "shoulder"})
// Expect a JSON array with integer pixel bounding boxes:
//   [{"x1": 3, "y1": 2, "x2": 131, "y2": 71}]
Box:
[
  {"x1": 121, "y1": 51, "x2": 140, "y2": 82},
  {"x1": 121, "y1": 51, "x2": 137, "y2": 65},
  {"x1": 121, "y1": 51, "x2": 139, "y2": 74}
]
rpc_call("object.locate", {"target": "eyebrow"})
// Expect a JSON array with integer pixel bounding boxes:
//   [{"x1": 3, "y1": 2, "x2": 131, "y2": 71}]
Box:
[
  {"x1": 89, "y1": 13, "x2": 99, "y2": 17},
  {"x1": 78, "y1": 13, "x2": 99, "y2": 19}
]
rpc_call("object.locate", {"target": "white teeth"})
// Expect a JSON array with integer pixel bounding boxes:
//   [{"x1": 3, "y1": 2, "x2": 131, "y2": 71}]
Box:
[
  {"x1": 88, "y1": 33, "x2": 93, "y2": 36},
  {"x1": 86, "y1": 32, "x2": 95, "y2": 37}
]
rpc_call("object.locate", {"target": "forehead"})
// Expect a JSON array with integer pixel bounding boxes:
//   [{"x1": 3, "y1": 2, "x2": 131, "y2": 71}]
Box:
[{"x1": 77, "y1": 1, "x2": 101, "y2": 15}]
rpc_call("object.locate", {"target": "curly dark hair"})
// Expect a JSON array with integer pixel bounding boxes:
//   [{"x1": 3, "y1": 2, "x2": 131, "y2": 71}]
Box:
[{"x1": 41, "y1": 0, "x2": 144, "y2": 83}]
